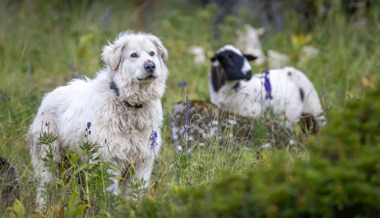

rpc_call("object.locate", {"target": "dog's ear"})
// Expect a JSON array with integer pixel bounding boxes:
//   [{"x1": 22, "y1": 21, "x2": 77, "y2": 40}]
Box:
[
  {"x1": 147, "y1": 35, "x2": 168, "y2": 61},
  {"x1": 101, "y1": 42, "x2": 124, "y2": 71},
  {"x1": 244, "y1": 54, "x2": 257, "y2": 61}
]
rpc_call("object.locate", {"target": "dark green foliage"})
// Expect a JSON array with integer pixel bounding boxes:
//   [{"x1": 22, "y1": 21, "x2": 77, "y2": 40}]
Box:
[
  {"x1": 40, "y1": 137, "x2": 119, "y2": 216},
  {"x1": 123, "y1": 84, "x2": 380, "y2": 217}
]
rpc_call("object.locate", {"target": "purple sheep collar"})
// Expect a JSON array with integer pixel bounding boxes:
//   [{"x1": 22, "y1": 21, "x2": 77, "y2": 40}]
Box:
[{"x1": 263, "y1": 70, "x2": 273, "y2": 100}]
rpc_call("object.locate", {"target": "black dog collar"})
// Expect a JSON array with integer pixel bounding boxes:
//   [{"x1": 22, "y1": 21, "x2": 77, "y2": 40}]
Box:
[{"x1": 110, "y1": 81, "x2": 143, "y2": 109}]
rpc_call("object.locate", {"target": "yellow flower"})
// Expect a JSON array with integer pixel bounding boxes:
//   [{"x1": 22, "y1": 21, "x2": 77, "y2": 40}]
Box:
[
  {"x1": 257, "y1": 151, "x2": 266, "y2": 160},
  {"x1": 174, "y1": 185, "x2": 180, "y2": 192},
  {"x1": 206, "y1": 50, "x2": 214, "y2": 59},
  {"x1": 291, "y1": 34, "x2": 312, "y2": 50},
  {"x1": 361, "y1": 75, "x2": 376, "y2": 89}
]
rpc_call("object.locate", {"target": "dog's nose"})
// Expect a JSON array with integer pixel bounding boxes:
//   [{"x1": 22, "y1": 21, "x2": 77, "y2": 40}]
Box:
[{"x1": 144, "y1": 61, "x2": 156, "y2": 73}]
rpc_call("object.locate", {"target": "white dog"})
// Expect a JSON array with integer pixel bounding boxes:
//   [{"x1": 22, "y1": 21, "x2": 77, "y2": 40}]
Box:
[
  {"x1": 209, "y1": 45, "x2": 325, "y2": 130},
  {"x1": 27, "y1": 31, "x2": 168, "y2": 204}
]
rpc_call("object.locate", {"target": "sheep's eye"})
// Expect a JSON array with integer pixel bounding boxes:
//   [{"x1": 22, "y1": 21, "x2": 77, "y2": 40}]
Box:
[
  {"x1": 149, "y1": 51, "x2": 155, "y2": 56},
  {"x1": 130, "y1": 53, "x2": 138, "y2": 58}
]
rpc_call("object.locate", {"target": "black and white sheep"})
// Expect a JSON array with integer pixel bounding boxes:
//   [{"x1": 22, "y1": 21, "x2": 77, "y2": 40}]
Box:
[{"x1": 209, "y1": 45, "x2": 325, "y2": 131}]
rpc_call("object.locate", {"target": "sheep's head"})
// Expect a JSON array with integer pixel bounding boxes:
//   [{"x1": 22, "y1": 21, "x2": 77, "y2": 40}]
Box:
[{"x1": 210, "y1": 45, "x2": 256, "y2": 92}]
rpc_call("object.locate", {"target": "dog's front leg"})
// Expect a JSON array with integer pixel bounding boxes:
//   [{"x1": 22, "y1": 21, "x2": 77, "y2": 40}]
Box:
[
  {"x1": 106, "y1": 168, "x2": 121, "y2": 195},
  {"x1": 121, "y1": 159, "x2": 154, "y2": 200}
]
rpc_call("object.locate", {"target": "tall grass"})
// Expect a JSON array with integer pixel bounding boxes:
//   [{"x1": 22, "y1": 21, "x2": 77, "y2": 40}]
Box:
[{"x1": 0, "y1": 0, "x2": 379, "y2": 216}]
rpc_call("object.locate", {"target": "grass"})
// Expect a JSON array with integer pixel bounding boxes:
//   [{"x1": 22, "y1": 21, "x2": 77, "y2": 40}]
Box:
[{"x1": 1, "y1": 0, "x2": 380, "y2": 217}]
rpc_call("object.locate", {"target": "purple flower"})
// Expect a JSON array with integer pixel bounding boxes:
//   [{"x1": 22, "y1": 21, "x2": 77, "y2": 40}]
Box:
[
  {"x1": 69, "y1": 63, "x2": 76, "y2": 72},
  {"x1": 104, "y1": 10, "x2": 110, "y2": 27},
  {"x1": 150, "y1": 131, "x2": 158, "y2": 149},
  {"x1": 0, "y1": 90, "x2": 10, "y2": 103},
  {"x1": 263, "y1": 70, "x2": 273, "y2": 100},
  {"x1": 178, "y1": 81, "x2": 187, "y2": 88},
  {"x1": 85, "y1": 122, "x2": 92, "y2": 137}
]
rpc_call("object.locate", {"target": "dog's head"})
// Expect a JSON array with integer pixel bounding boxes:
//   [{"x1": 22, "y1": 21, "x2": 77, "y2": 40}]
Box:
[
  {"x1": 101, "y1": 31, "x2": 169, "y2": 103},
  {"x1": 102, "y1": 31, "x2": 168, "y2": 82},
  {"x1": 210, "y1": 45, "x2": 256, "y2": 92}
]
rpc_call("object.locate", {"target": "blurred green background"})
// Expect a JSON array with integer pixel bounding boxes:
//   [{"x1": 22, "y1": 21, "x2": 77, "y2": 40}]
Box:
[{"x1": 1, "y1": 0, "x2": 380, "y2": 217}]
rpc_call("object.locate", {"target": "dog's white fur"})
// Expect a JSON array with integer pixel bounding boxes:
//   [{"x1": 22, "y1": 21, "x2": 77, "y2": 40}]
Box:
[
  {"x1": 27, "y1": 31, "x2": 168, "y2": 204},
  {"x1": 210, "y1": 45, "x2": 325, "y2": 129}
]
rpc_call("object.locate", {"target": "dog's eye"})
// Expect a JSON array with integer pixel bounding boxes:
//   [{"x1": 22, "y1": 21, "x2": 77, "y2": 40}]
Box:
[
  {"x1": 130, "y1": 53, "x2": 138, "y2": 58},
  {"x1": 149, "y1": 51, "x2": 155, "y2": 56}
]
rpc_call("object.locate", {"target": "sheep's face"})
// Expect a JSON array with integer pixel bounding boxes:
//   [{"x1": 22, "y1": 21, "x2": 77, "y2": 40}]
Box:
[{"x1": 210, "y1": 45, "x2": 256, "y2": 92}]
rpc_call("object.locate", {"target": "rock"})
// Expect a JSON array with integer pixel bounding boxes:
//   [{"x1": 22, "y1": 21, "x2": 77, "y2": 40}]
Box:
[
  {"x1": 189, "y1": 46, "x2": 206, "y2": 64},
  {"x1": 170, "y1": 100, "x2": 300, "y2": 151},
  {"x1": 267, "y1": 50, "x2": 290, "y2": 69},
  {"x1": 0, "y1": 157, "x2": 19, "y2": 207}
]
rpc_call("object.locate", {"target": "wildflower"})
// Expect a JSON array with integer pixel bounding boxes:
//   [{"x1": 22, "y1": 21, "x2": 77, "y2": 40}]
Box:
[
  {"x1": 263, "y1": 70, "x2": 273, "y2": 100},
  {"x1": 104, "y1": 10, "x2": 110, "y2": 27},
  {"x1": 0, "y1": 90, "x2": 10, "y2": 103},
  {"x1": 150, "y1": 131, "x2": 158, "y2": 149},
  {"x1": 85, "y1": 122, "x2": 92, "y2": 137},
  {"x1": 69, "y1": 63, "x2": 76, "y2": 72},
  {"x1": 178, "y1": 81, "x2": 187, "y2": 88},
  {"x1": 257, "y1": 150, "x2": 267, "y2": 160},
  {"x1": 178, "y1": 81, "x2": 187, "y2": 100},
  {"x1": 173, "y1": 185, "x2": 180, "y2": 192}
]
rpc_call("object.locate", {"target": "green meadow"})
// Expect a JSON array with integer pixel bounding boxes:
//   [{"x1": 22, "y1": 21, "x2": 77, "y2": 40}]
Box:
[{"x1": 1, "y1": 0, "x2": 380, "y2": 217}]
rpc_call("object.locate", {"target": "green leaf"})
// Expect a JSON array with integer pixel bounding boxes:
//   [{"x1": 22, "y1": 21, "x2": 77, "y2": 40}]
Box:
[
  {"x1": 101, "y1": 210, "x2": 112, "y2": 217},
  {"x1": 7, "y1": 199, "x2": 25, "y2": 218},
  {"x1": 68, "y1": 191, "x2": 79, "y2": 213},
  {"x1": 74, "y1": 163, "x2": 89, "y2": 175},
  {"x1": 71, "y1": 204, "x2": 90, "y2": 218}
]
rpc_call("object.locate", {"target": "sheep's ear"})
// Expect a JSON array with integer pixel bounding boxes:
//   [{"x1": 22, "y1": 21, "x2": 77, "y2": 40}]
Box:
[
  {"x1": 101, "y1": 42, "x2": 124, "y2": 71},
  {"x1": 210, "y1": 64, "x2": 227, "y2": 92},
  {"x1": 256, "y1": 27, "x2": 267, "y2": 37},
  {"x1": 210, "y1": 54, "x2": 218, "y2": 62},
  {"x1": 148, "y1": 35, "x2": 168, "y2": 61},
  {"x1": 244, "y1": 54, "x2": 257, "y2": 61}
]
